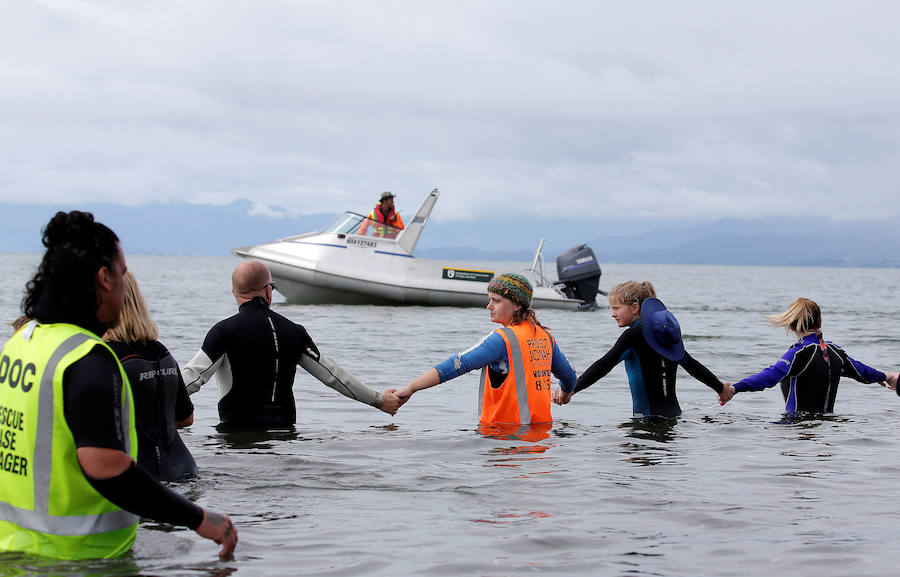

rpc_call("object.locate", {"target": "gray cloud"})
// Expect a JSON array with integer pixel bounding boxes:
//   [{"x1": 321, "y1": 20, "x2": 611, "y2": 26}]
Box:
[{"x1": 1, "y1": 1, "x2": 898, "y2": 222}]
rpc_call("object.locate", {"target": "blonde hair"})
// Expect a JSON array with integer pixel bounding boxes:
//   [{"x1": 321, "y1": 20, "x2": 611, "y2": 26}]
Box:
[
  {"x1": 103, "y1": 271, "x2": 159, "y2": 344},
  {"x1": 765, "y1": 298, "x2": 821, "y2": 336},
  {"x1": 608, "y1": 280, "x2": 656, "y2": 311},
  {"x1": 11, "y1": 315, "x2": 31, "y2": 331}
]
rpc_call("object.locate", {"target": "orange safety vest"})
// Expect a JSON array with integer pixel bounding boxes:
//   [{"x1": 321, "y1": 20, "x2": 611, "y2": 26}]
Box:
[
  {"x1": 360, "y1": 204, "x2": 405, "y2": 238},
  {"x1": 478, "y1": 323, "x2": 555, "y2": 425}
]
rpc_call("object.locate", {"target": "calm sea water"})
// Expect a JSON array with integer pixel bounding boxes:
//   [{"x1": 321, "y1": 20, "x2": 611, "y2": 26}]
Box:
[{"x1": 1, "y1": 253, "x2": 900, "y2": 577}]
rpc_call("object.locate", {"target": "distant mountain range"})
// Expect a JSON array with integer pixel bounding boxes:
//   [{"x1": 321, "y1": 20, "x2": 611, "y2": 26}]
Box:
[{"x1": 1, "y1": 200, "x2": 898, "y2": 267}]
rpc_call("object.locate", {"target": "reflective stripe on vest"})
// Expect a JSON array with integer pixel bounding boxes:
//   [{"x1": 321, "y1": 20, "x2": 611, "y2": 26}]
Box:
[
  {"x1": 0, "y1": 325, "x2": 137, "y2": 538},
  {"x1": 478, "y1": 325, "x2": 552, "y2": 425}
]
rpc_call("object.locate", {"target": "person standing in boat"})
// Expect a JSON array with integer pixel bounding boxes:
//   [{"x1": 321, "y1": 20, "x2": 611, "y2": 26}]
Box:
[
  {"x1": 718, "y1": 297, "x2": 899, "y2": 415},
  {"x1": 554, "y1": 281, "x2": 724, "y2": 418},
  {"x1": 182, "y1": 260, "x2": 403, "y2": 429},
  {"x1": 396, "y1": 273, "x2": 577, "y2": 425},
  {"x1": 358, "y1": 191, "x2": 404, "y2": 238},
  {"x1": 103, "y1": 271, "x2": 198, "y2": 482}
]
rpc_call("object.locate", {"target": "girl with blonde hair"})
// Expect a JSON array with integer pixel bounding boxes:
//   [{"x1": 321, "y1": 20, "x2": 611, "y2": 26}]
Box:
[
  {"x1": 555, "y1": 280, "x2": 724, "y2": 418},
  {"x1": 720, "y1": 298, "x2": 899, "y2": 414},
  {"x1": 104, "y1": 271, "x2": 198, "y2": 481}
]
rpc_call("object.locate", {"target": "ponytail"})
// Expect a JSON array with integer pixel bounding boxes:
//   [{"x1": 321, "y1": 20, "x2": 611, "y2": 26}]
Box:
[
  {"x1": 608, "y1": 280, "x2": 656, "y2": 309},
  {"x1": 765, "y1": 298, "x2": 822, "y2": 336}
]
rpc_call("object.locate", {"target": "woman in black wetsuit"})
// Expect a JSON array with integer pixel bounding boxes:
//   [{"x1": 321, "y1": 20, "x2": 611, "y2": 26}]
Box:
[
  {"x1": 554, "y1": 280, "x2": 724, "y2": 418},
  {"x1": 719, "y1": 298, "x2": 899, "y2": 414},
  {"x1": 104, "y1": 271, "x2": 198, "y2": 481}
]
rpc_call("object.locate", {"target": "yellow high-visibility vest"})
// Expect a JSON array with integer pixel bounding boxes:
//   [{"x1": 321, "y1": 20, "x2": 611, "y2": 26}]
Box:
[{"x1": 0, "y1": 322, "x2": 138, "y2": 559}]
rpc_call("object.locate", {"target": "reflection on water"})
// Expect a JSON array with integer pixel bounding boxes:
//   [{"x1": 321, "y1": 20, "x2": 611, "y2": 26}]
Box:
[
  {"x1": 619, "y1": 417, "x2": 678, "y2": 443},
  {"x1": 479, "y1": 423, "x2": 554, "y2": 473},
  {"x1": 772, "y1": 413, "x2": 849, "y2": 426},
  {"x1": 209, "y1": 426, "x2": 302, "y2": 451},
  {"x1": 0, "y1": 552, "x2": 139, "y2": 577},
  {"x1": 477, "y1": 422, "x2": 552, "y2": 443},
  {"x1": 618, "y1": 417, "x2": 678, "y2": 467},
  {"x1": 471, "y1": 509, "x2": 552, "y2": 525}
]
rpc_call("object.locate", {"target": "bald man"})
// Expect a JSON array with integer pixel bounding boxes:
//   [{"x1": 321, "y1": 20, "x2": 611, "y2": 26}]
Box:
[{"x1": 183, "y1": 260, "x2": 401, "y2": 428}]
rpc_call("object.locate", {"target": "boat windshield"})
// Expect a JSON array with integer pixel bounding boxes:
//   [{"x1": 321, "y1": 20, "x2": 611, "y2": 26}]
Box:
[{"x1": 322, "y1": 211, "x2": 403, "y2": 239}]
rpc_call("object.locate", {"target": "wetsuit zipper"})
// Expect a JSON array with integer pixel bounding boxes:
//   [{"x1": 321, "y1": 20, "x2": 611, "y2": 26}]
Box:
[{"x1": 267, "y1": 315, "x2": 280, "y2": 403}]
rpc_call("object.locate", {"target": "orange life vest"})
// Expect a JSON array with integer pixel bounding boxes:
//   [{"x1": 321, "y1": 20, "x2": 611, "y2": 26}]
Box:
[
  {"x1": 360, "y1": 204, "x2": 405, "y2": 238},
  {"x1": 478, "y1": 323, "x2": 554, "y2": 425}
]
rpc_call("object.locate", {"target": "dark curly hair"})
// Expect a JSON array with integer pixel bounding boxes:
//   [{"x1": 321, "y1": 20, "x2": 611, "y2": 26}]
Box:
[{"x1": 23, "y1": 211, "x2": 120, "y2": 322}]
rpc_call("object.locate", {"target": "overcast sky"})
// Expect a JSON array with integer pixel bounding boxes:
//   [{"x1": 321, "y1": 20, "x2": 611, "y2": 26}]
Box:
[{"x1": 1, "y1": 1, "x2": 898, "y2": 222}]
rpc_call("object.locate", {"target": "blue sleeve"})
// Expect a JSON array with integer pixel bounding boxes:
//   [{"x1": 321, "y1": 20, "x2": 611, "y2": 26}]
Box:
[
  {"x1": 550, "y1": 339, "x2": 577, "y2": 393},
  {"x1": 434, "y1": 332, "x2": 507, "y2": 383},
  {"x1": 846, "y1": 357, "x2": 886, "y2": 383},
  {"x1": 733, "y1": 347, "x2": 794, "y2": 392},
  {"x1": 831, "y1": 342, "x2": 886, "y2": 383}
]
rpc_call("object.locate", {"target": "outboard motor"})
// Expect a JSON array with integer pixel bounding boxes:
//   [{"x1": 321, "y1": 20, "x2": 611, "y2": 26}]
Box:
[{"x1": 556, "y1": 244, "x2": 602, "y2": 310}]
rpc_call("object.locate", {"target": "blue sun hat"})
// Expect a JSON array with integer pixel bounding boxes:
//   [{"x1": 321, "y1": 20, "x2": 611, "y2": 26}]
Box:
[{"x1": 641, "y1": 297, "x2": 685, "y2": 361}]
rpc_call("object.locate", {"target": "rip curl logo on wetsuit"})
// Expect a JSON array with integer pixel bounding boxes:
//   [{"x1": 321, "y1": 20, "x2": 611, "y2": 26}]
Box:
[{"x1": 137, "y1": 367, "x2": 178, "y2": 382}]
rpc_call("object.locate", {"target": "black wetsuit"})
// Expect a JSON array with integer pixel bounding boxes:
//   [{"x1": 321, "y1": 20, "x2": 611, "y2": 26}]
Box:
[
  {"x1": 183, "y1": 297, "x2": 321, "y2": 428},
  {"x1": 107, "y1": 340, "x2": 197, "y2": 482},
  {"x1": 575, "y1": 321, "x2": 723, "y2": 418},
  {"x1": 733, "y1": 332, "x2": 886, "y2": 414}
]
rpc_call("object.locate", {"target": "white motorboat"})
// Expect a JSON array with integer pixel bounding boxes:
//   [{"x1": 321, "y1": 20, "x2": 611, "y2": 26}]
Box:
[{"x1": 232, "y1": 189, "x2": 602, "y2": 309}]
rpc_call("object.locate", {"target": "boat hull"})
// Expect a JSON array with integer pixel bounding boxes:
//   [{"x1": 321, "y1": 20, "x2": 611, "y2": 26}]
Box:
[{"x1": 236, "y1": 240, "x2": 583, "y2": 310}]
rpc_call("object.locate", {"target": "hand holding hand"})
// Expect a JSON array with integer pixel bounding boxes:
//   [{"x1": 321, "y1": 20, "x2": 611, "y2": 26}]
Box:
[
  {"x1": 380, "y1": 389, "x2": 402, "y2": 415},
  {"x1": 195, "y1": 510, "x2": 238, "y2": 559},
  {"x1": 718, "y1": 383, "x2": 736, "y2": 406},
  {"x1": 397, "y1": 386, "x2": 415, "y2": 404},
  {"x1": 885, "y1": 371, "x2": 899, "y2": 391},
  {"x1": 552, "y1": 388, "x2": 573, "y2": 405}
]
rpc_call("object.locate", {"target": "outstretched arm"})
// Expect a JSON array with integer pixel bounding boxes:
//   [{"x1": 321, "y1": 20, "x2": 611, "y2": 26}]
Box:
[
  {"x1": 182, "y1": 349, "x2": 223, "y2": 395},
  {"x1": 397, "y1": 368, "x2": 441, "y2": 403},
  {"x1": 573, "y1": 330, "x2": 632, "y2": 394},
  {"x1": 398, "y1": 332, "x2": 508, "y2": 404},
  {"x1": 831, "y1": 343, "x2": 889, "y2": 385},
  {"x1": 679, "y1": 351, "x2": 724, "y2": 393},
  {"x1": 732, "y1": 354, "x2": 792, "y2": 393},
  {"x1": 182, "y1": 325, "x2": 228, "y2": 395},
  {"x1": 298, "y1": 353, "x2": 400, "y2": 415}
]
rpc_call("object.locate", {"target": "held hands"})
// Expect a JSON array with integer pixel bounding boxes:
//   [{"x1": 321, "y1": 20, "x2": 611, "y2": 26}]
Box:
[
  {"x1": 396, "y1": 386, "x2": 415, "y2": 405},
  {"x1": 195, "y1": 509, "x2": 238, "y2": 559},
  {"x1": 380, "y1": 389, "x2": 402, "y2": 415},
  {"x1": 552, "y1": 388, "x2": 573, "y2": 405},
  {"x1": 883, "y1": 371, "x2": 899, "y2": 391},
  {"x1": 718, "y1": 383, "x2": 736, "y2": 406}
]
